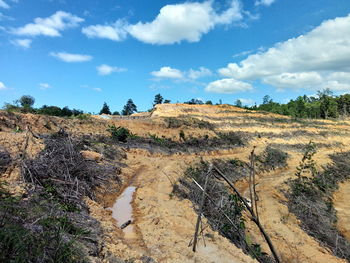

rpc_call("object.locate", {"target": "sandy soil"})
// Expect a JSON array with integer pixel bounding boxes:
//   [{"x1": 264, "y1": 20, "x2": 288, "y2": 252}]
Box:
[
  {"x1": 333, "y1": 181, "x2": 350, "y2": 241},
  {"x1": 1, "y1": 104, "x2": 350, "y2": 263}
]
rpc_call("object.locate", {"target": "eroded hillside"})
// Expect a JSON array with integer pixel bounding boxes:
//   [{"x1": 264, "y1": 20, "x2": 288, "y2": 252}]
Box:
[{"x1": 1, "y1": 104, "x2": 350, "y2": 263}]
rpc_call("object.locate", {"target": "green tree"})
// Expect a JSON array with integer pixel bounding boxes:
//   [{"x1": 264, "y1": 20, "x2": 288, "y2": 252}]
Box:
[
  {"x1": 61, "y1": 106, "x2": 73, "y2": 117},
  {"x1": 234, "y1": 99, "x2": 242, "y2": 108},
  {"x1": 164, "y1": 99, "x2": 171, "y2": 104},
  {"x1": 205, "y1": 100, "x2": 213, "y2": 105},
  {"x1": 99, "y1": 102, "x2": 111, "y2": 115},
  {"x1": 337, "y1": 94, "x2": 350, "y2": 116},
  {"x1": 19, "y1": 95, "x2": 35, "y2": 108},
  {"x1": 295, "y1": 96, "x2": 307, "y2": 118},
  {"x1": 153, "y1": 94, "x2": 163, "y2": 106},
  {"x1": 185, "y1": 98, "x2": 203, "y2": 105},
  {"x1": 262, "y1": 95, "x2": 272, "y2": 105},
  {"x1": 122, "y1": 99, "x2": 137, "y2": 115},
  {"x1": 318, "y1": 89, "x2": 338, "y2": 119}
]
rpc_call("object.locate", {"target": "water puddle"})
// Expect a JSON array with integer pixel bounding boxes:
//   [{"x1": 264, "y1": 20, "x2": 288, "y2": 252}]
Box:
[{"x1": 108, "y1": 186, "x2": 136, "y2": 238}]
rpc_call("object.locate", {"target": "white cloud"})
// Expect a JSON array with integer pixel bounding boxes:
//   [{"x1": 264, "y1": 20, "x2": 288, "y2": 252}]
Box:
[
  {"x1": 151, "y1": 66, "x2": 212, "y2": 81},
  {"x1": 0, "y1": 0, "x2": 9, "y2": 9},
  {"x1": 151, "y1": 66, "x2": 184, "y2": 79},
  {"x1": 0, "y1": 81, "x2": 7, "y2": 90},
  {"x1": 188, "y1": 67, "x2": 212, "y2": 79},
  {"x1": 11, "y1": 38, "x2": 32, "y2": 48},
  {"x1": 83, "y1": 0, "x2": 243, "y2": 45},
  {"x1": 205, "y1": 78, "x2": 253, "y2": 94},
  {"x1": 82, "y1": 20, "x2": 127, "y2": 41},
  {"x1": 232, "y1": 49, "x2": 255, "y2": 58},
  {"x1": 238, "y1": 98, "x2": 255, "y2": 106},
  {"x1": 97, "y1": 64, "x2": 127, "y2": 75},
  {"x1": 127, "y1": 0, "x2": 242, "y2": 44},
  {"x1": 92, "y1": 87, "x2": 102, "y2": 92},
  {"x1": 262, "y1": 72, "x2": 323, "y2": 89},
  {"x1": 39, "y1": 83, "x2": 51, "y2": 90},
  {"x1": 13, "y1": 11, "x2": 83, "y2": 37},
  {"x1": 217, "y1": 14, "x2": 350, "y2": 92},
  {"x1": 50, "y1": 52, "x2": 92, "y2": 62},
  {"x1": 255, "y1": 0, "x2": 276, "y2": 7}
]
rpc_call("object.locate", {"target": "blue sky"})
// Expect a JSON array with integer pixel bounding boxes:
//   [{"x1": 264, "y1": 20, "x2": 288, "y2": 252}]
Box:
[{"x1": 1, "y1": 0, "x2": 350, "y2": 113}]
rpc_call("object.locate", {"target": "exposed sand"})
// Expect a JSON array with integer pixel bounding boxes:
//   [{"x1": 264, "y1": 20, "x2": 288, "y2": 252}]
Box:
[{"x1": 1, "y1": 104, "x2": 350, "y2": 262}]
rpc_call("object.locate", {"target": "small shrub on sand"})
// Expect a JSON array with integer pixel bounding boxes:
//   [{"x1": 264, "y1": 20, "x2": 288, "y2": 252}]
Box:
[
  {"x1": 107, "y1": 125, "x2": 131, "y2": 143},
  {"x1": 287, "y1": 145, "x2": 350, "y2": 261},
  {"x1": 257, "y1": 146, "x2": 288, "y2": 171}
]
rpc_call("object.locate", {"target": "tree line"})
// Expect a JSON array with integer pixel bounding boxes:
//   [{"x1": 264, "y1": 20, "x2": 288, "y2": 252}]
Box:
[
  {"x1": 3, "y1": 90, "x2": 350, "y2": 120},
  {"x1": 242, "y1": 89, "x2": 350, "y2": 119}
]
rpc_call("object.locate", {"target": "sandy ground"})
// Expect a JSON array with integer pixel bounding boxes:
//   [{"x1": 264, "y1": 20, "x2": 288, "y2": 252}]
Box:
[
  {"x1": 1, "y1": 104, "x2": 350, "y2": 262},
  {"x1": 333, "y1": 181, "x2": 350, "y2": 241}
]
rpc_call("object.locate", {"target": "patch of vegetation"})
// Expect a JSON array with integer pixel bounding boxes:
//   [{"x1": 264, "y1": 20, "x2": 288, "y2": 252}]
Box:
[
  {"x1": 268, "y1": 142, "x2": 343, "y2": 153},
  {"x1": 107, "y1": 125, "x2": 131, "y2": 143},
  {"x1": 0, "y1": 131, "x2": 126, "y2": 262},
  {"x1": 173, "y1": 160, "x2": 274, "y2": 262},
  {"x1": 23, "y1": 130, "x2": 121, "y2": 210},
  {"x1": 256, "y1": 146, "x2": 289, "y2": 171},
  {"x1": 0, "y1": 185, "x2": 98, "y2": 263},
  {"x1": 0, "y1": 147, "x2": 11, "y2": 174},
  {"x1": 75, "y1": 113, "x2": 90, "y2": 120},
  {"x1": 104, "y1": 125, "x2": 249, "y2": 153},
  {"x1": 164, "y1": 117, "x2": 214, "y2": 130},
  {"x1": 287, "y1": 142, "x2": 350, "y2": 261},
  {"x1": 247, "y1": 89, "x2": 350, "y2": 120}
]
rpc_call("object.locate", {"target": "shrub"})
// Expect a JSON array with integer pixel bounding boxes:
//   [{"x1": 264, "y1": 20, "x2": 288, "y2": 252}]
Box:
[
  {"x1": 149, "y1": 134, "x2": 168, "y2": 146},
  {"x1": 107, "y1": 125, "x2": 130, "y2": 142},
  {"x1": 179, "y1": 130, "x2": 186, "y2": 141},
  {"x1": 257, "y1": 146, "x2": 289, "y2": 171},
  {"x1": 287, "y1": 147, "x2": 350, "y2": 261},
  {"x1": 216, "y1": 132, "x2": 248, "y2": 146},
  {"x1": 164, "y1": 117, "x2": 214, "y2": 130},
  {"x1": 0, "y1": 190, "x2": 93, "y2": 263},
  {"x1": 75, "y1": 113, "x2": 90, "y2": 120},
  {"x1": 0, "y1": 148, "x2": 11, "y2": 174}
]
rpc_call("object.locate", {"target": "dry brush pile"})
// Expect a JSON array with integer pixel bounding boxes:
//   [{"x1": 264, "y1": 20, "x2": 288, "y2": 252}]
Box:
[{"x1": 0, "y1": 130, "x2": 124, "y2": 263}]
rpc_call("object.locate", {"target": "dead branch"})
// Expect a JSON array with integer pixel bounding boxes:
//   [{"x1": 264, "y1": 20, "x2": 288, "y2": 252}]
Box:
[{"x1": 212, "y1": 165, "x2": 281, "y2": 263}]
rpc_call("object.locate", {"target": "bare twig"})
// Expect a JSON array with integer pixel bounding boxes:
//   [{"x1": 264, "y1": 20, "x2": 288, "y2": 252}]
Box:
[{"x1": 192, "y1": 164, "x2": 213, "y2": 252}]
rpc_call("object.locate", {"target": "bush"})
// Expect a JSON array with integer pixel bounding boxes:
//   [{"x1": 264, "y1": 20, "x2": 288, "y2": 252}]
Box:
[
  {"x1": 0, "y1": 148, "x2": 11, "y2": 174},
  {"x1": 164, "y1": 117, "x2": 214, "y2": 130},
  {"x1": 257, "y1": 146, "x2": 289, "y2": 171},
  {"x1": 0, "y1": 189, "x2": 94, "y2": 263},
  {"x1": 287, "y1": 148, "x2": 350, "y2": 261},
  {"x1": 75, "y1": 114, "x2": 90, "y2": 120},
  {"x1": 216, "y1": 132, "x2": 248, "y2": 146},
  {"x1": 107, "y1": 125, "x2": 131, "y2": 142},
  {"x1": 22, "y1": 130, "x2": 120, "y2": 209}
]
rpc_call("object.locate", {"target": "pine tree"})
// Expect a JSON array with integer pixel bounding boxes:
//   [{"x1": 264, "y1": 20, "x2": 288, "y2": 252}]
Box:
[
  {"x1": 99, "y1": 102, "x2": 111, "y2": 115},
  {"x1": 234, "y1": 99, "x2": 242, "y2": 108},
  {"x1": 153, "y1": 94, "x2": 163, "y2": 106},
  {"x1": 122, "y1": 99, "x2": 137, "y2": 115}
]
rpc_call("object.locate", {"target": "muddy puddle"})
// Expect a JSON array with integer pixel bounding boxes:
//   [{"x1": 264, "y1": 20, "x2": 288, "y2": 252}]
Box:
[{"x1": 108, "y1": 186, "x2": 136, "y2": 238}]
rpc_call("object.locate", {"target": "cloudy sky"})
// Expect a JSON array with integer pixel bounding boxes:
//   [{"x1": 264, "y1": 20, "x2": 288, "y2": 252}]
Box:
[{"x1": 1, "y1": 0, "x2": 350, "y2": 112}]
